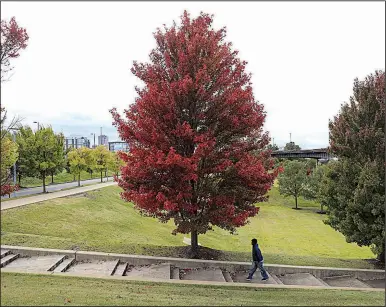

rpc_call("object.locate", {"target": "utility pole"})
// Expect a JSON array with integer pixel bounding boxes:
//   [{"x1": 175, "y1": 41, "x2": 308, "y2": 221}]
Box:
[
  {"x1": 9, "y1": 128, "x2": 18, "y2": 197},
  {"x1": 290, "y1": 133, "x2": 292, "y2": 143}
]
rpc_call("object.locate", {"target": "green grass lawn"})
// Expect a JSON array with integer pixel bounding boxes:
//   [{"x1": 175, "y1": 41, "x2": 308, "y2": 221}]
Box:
[
  {"x1": 19, "y1": 170, "x2": 115, "y2": 188},
  {"x1": 1, "y1": 273, "x2": 384, "y2": 306},
  {"x1": 0, "y1": 185, "x2": 376, "y2": 269}
]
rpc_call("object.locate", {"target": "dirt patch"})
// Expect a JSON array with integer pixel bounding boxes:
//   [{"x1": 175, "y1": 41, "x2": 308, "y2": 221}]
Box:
[{"x1": 173, "y1": 246, "x2": 225, "y2": 261}]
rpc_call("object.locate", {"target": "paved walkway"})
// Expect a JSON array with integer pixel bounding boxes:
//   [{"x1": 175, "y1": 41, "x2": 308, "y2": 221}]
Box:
[
  {"x1": 1, "y1": 177, "x2": 115, "y2": 199},
  {"x1": 1, "y1": 182, "x2": 117, "y2": 211}
]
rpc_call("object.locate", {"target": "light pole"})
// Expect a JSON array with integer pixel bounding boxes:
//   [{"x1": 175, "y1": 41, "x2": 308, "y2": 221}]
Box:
[
  {"x1": 33, "y1": 121, "x2": 40, "y2": 130},
  {"x1": 9, "y1": 128, "x2": 19, "y2": 197}
]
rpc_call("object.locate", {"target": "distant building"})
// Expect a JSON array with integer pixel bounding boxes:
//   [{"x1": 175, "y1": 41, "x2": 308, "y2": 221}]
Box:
[
  {"x1": 98, "y1": 135, "x2": 109, "y2": 147},
  {"x1": 64, "y1": 137, "x2": 90, "y2": 151},
  {"x1": 108, "y1": 141, "x2": 129, "y2": 153}
]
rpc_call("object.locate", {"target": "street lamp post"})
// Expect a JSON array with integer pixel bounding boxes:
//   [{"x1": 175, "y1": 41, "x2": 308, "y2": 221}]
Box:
[{"x1": 9, "y1": 128, "x2": 19, "y2": 197}]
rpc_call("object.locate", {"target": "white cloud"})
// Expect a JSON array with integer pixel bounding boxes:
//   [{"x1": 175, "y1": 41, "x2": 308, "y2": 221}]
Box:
[{"x1": 1, "y1": 2, "x2": 384, "y2": 147}]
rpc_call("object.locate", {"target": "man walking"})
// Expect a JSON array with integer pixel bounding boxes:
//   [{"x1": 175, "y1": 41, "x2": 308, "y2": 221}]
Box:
[{"x1": 247, "y1": 238, "x2": 269, "y2": 281}]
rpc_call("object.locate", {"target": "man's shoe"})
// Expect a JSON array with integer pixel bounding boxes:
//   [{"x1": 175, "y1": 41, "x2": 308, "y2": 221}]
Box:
[
  {"x1": 262, "y1": 277, "x2": 269, "y2": 281},
  {"x1": 246, "y1": 277, "x2": 252, "y2": 281}
]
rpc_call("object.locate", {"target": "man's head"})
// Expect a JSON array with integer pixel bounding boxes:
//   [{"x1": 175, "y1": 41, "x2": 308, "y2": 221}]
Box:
[{"x1": 251, "y1": 238, "x2": 257, "y2": 245}]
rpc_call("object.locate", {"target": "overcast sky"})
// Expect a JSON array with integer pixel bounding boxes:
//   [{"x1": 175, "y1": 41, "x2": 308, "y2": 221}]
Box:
[{"x1": 1, "y1": 2, "x2": 385, "y2": 148}]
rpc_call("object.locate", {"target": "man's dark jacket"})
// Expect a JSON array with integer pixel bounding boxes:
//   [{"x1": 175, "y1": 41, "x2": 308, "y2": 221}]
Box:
[{"x1": 252, "y1": 243, "x2": 263, "y2": 262}]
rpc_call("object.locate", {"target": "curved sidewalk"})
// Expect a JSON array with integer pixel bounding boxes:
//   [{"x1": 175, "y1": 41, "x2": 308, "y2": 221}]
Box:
[{"x1": 1, "y1": 182, "x2": 117, "y2": 211}]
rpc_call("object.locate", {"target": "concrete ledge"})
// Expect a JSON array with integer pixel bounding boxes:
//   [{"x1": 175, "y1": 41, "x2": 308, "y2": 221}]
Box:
[
  {"x1": 1, "y1": 245, "x2": 76, "y2": 258},
  {"x1": 2, "y1": 245, "x2": 384, "y2": 281},
  {"x1": 1, "y1": 269, "x2": 383, "y2": 292}
]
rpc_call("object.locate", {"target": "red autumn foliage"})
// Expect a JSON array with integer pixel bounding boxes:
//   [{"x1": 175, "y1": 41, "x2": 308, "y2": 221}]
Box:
[
  {"x1": 1, "y1": 16, "x2": 29, "y2": 81},
  {"x1": 1, "y1": 184, "x2": 19, "y2": 197},
  {"x1": 111, "y1": 11, "x2": 279, "y2": 251}
]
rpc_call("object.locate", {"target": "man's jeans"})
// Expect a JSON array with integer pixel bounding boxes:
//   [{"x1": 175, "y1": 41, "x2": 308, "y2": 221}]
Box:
[{"x1": 248, "y1": 260, "x2": 269, "y2": 279}]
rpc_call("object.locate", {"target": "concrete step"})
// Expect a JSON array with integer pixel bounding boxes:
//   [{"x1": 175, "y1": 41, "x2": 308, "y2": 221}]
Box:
[
  {"x1": 279, "y1": 273, "x2": 326, "y2": 287},
  {"x1": 171, "y1": 267, "x2": 180, "y2": 279},
  {"x1": 125, "y1": 263, "x2": 171, "y2": 279},
  {"x1": 67, "y1": 260, "x2": 118, "y2": 276},
  {"x1": 53, "y1": 258, "x2": 75, "y2": 273},
  {"x1": 360, "y1": 279, "x2": 385, "y2": 289},
  {"x1": 1, "y1": 249, "x2": 11, "y2": 259},
  {"x1": 323, "y1": 276, "x2": 371, "y2": 288},
  {"x1": 314, "y1": 276, "x2": 330, "y2": 287},
  {"x1": 114, "y1": 262, "x2": 129, "y2": 276},
  {"x1": 270, "y1": 274, "x2": 284, "y2": 285},
  {"x1": 0, "y1": 254, "x2": 19, "y2": 268},
  {"x1": 232, "y1": 271, "x2": 277, "y2": 284},
  {"x1": 110, "y1": 260, "x2": 120, "y2": 276},
  {"x1": 5, "y1": 255, "x2": 72, "y2": 272},
  {"x1": 222, "y1": 270, "x2": 233, "y2": 283},
  {"x1": 180, "y1": 268, "x2": 226, "y2": 282},
  {"x1": 48, "y1": 256, "x2": 67, "y2": 271}
]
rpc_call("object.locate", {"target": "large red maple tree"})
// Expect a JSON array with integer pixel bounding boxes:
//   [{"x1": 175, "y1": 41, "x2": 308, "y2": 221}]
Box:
[{"x1": 111, "y1": 11, "x2": 279, "y2": 255}]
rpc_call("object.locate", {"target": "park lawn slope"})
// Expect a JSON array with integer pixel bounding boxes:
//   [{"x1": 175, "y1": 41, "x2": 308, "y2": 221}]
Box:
[
  {"x1": 0, "y1": 186, "x2": 376, "y2": 268},
  {"x1": 1, "y1": 273, "x2": 384, "y2": 306}
]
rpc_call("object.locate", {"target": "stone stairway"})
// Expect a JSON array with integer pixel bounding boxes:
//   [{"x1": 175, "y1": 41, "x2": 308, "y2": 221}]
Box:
[{"x1": 1, "y1": 248, "x2": 384, "y2": 290}]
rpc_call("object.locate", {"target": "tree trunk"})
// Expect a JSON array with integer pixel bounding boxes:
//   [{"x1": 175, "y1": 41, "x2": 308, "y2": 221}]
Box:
[
  {"x1": 42, "y1": 173, "x2": 46, "y2": 193},
  {"x1": 18, "y1": 174, "x2": 21, "y2": 185},
  {"x1": 377, "y1": 244, "x2": 385, "y2": 263},
  {"x1": 190, "y1": 230, "x2": 199, "y2": 258},
  {"x1": 51, "y1": 172, "x2": 54, "y2": 184},
  {"x1": 90, "y1": 171, "x2": 92, "y2": 179},
  {"x1": 100, "y1": 171, "x2": 103, "y2": 183},
  {"x1": 295, "y1": 196, "x2": 298, "y2": 209},
  {"x1": 78, "y1": 174, "x2": 81, "y2": 187}
]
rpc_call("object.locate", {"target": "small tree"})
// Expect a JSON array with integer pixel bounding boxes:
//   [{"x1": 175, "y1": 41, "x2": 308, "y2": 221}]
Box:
[
  {"x1": 1, "y1": 136, "x2": 18, "y2": 187},
  {"x1": 0, "y1": 107, "x2": 20, "y2": 192},
  {"x1": 1, "y1": 17, "x2": 29, "y2": 82},
  {"x1": 284, "y1": 142, "x2": 301, "y2": 151},
  {"x1": 47, "y1": 133, "x2": 65, "y2": 184},
  {"x1": 92, "y1": 145, "x2": 110, "y2": 183},
  {"x1": 267, "y1": 143, "x2": 279, "y2": 151},
  {"x1": 278, "y1": 160, "x2": 307, "y2": 209},
  {"x1": 302, "y1": 164, "x2": 326, "y2": 213},
  {"x1": 34, "y1": 126, "x2": 62, "y2": 193},
  {"x1": 85, "y1": 148, "x2": 96, "y2": 179},
  {"x1": 107, "y1": 152, "x2": 125, "y2": 177},
  {"x1": 15, "y1": 126, "x2": 37, "y2": 184},
  {"x1": 68, "y1": 147, "x2": 91, "y2": 187}
]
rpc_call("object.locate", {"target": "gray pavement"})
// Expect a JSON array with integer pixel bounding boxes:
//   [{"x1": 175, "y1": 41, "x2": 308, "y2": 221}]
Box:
[{"x1": 1, "y1": 177, "x2": 114, "y2": 199}]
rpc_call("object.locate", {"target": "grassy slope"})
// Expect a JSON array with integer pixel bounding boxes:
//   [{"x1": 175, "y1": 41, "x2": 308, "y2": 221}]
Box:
[
  {"x1": 1, "y1": 185, "x2": 375, "y2": 268},
  {"x1": 1, "y1": 273, "x2": 384, "y2": 306},
  {"x1": 19, "y1": 170, "x2": 114, "y2": 188}
]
